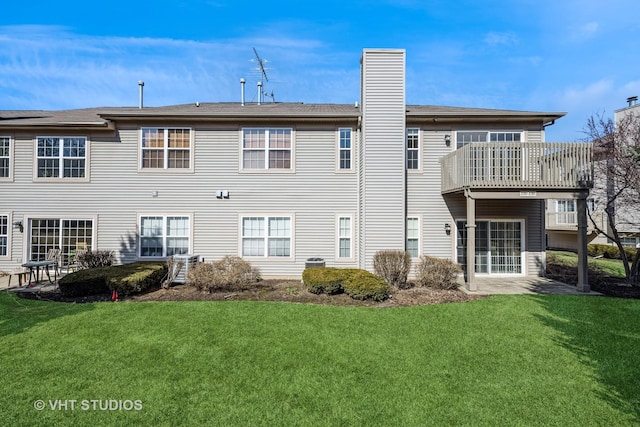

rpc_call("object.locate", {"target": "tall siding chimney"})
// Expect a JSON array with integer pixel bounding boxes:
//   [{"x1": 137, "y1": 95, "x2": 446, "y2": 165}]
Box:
[
  {"x1": 627, "y1": 96, "x2": 638, "y2": 107},
  {"x1": 257, "y1": 81, "x2": 263, "y2": 105}
]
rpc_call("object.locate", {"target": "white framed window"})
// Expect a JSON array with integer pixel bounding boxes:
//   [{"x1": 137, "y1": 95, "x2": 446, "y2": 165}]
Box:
[
  {"x1": 241, "y1": 216, "x2": 292, "y2": 257},
  {"x1": 140, "y1": 128, "x2": 192, "y2": 170},
  {"x1": 337, "y1": 215, "x2": 353, "y2": 259},
  {"x1": 0, "y1": 214, "x2": 8, "y2": 257},
  {"x1": 406, "y1": 128, "x2": 420, "y2": 170},
  {"x1": 556, "y1": 199, "x2": 577, "y2": 224},
  {"x1": 28, "y1": 218, "x2": 95, "y2": 264},
  {"x1": 456, "y1": 131, "x2": 522, "y2": 149},
  {"x1": 139, "y1": 215, "x2": 190, "y2": 257},
  {"x1": 406, "y1": 217, "x2": 420, "y2": 257},
  {"x1": 0, "y1": 137, "x2": 11, "y2": 180},
  {"x1": 339, "y1": 128, "x2": 352, "y2": 170},
  {"x1": 242, "y1": 128, "x2": 292, "y2": 170},
  {"x1": 36, "y1": 137, "x2": 87, "y2": 179}
]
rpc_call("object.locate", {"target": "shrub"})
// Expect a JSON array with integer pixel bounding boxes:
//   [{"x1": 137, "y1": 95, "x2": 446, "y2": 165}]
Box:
[
  {"x1": 588, "y1": 243, "x2": 637, "y2": 261},
  {"x1": 302, "y1": 267, "x2": 355, "y2": 295},
  {"x1": 77, "y1": 250, "x2": 115, "y2": 269},
  {"x1": 58, "y1": 262, "x2": 166, "y2": 297},
  {"x1": 343, "y1": 270, "x2": 390, "y2": 301},
  {"x1": 414, "y1": 256, "x2": 462, "y2": 290},
  {"x1": 187, "y1": 256, "x2": 261, "y2": 292},
  {"x1": 373, "y1": 250, "x2": 411, "y2": 288}
]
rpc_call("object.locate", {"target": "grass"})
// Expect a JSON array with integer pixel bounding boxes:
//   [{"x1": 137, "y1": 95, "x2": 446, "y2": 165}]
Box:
[
  {"x1": 548, "y1": 250, "x2": 629, "y2": 279},
  {"x1": 1, "y1": 292, "x2": 640, "y2": 426}
]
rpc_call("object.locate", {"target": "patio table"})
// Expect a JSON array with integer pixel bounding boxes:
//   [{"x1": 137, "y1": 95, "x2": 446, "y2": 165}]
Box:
[{"x1": 21, "y1": 260, "x2": 57, "y2": 285}]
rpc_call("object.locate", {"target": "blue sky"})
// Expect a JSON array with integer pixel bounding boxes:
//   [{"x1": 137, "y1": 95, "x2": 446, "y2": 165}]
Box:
[{"x1": 1, "y1": 0, "x2": 638, "y2": 141}]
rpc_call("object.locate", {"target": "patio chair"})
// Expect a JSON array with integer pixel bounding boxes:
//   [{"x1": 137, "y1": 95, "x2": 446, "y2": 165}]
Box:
[
  {"x1": 66, "y1": 249, "x2": 87, "y2": 274},
  {"x1": 46, "y1": 248, "x2": 61, "y2": 280}
]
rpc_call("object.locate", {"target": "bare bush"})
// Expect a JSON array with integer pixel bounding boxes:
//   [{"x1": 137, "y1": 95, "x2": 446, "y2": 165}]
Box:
[
  {"x1": 373, "y1": 250, "x2": 411, "y2": 288},
  {"x1": 414, "y1": 256, "x2": 462, "y2": 290},
  {"x1": 187, "y1": 256, "x2": 261, "y2": 292},
  {"x1": 77, "y1": 250, "x2": 115, "y2": 269}
]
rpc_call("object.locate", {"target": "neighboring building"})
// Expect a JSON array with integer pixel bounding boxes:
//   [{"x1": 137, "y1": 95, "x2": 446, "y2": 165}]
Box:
[
  {"x1": 0, "y1": 49, "x2": 594, "y2": 290},
  {"x1": 546, "y1": 97, "x2": 640, "y2": 250}
]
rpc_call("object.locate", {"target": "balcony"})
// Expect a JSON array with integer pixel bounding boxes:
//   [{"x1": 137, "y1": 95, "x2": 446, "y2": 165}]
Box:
[{"x1": 441, "y1": 142, "x2": 593, "y2": 194}]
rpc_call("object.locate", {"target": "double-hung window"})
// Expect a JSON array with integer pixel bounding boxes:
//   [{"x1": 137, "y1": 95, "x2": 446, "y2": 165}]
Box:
[
  {"x1": 0, "y1": 137, "x2": 10, "y2": 179},
  {"x1": 406, "y1": 129, "x2": 420, "y2": 170},
  {"x1": 0, "y1": 215, "x2": 8, "y2": 257},
  {"x1": 140, "y1": 215, "x2": 190, "y2": 257},
  {"x1": 556, "y1": 200, "x2": 577, "y2": 224},
  {"x1": 406, "y1": 217, "x2": 419, "y2": 257},
  {"x1": 36, "y1": 137, "x2": 87, "y2": 179},
  {"x1": 242, "y1": 128, "x2": 292, "y2": 170},
  {"x1": 339, "y1": 128, "x2": 352, "y2": 170},
  {"x1": 141, "y1": 128, "x2": 191, "y2": 170},
  {"x1": 338, "y1": 216, "x2": 352, "y2": 258},
  {"x1": 242, "y1": 216, "x2": 292, "y2": 257}
]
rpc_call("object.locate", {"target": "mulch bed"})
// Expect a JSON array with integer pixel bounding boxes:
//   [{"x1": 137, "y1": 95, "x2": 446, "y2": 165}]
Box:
[{"x1": 16, "y1": 279, "x2": 484, "y2": 306}]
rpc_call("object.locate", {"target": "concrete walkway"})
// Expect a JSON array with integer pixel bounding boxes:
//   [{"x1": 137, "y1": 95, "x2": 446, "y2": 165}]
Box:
[{"x1": 461, "y1": 276, "x2": 602, "y2": 296}]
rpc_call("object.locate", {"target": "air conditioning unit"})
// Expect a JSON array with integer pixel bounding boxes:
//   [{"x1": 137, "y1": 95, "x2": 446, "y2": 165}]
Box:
[{"x1": 171, "y1": 255, "x2": 200, "y2": 284}]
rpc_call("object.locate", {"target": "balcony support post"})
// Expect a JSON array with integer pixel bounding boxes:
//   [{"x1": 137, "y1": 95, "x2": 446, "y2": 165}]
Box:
[
  {"x1": 576, "y1": 196, "x2": 590, "y2": 292},
  {"x1": 465, "y1": 190, "x2": 477, "y2": 291}
]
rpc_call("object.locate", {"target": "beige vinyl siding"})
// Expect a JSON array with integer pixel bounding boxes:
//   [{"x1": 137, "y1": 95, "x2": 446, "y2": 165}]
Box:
[
  {"x1": 0, "y1": 123, "x2": 359, "y2": 278},
  {"x1": 406, "y1": 128, "x2": 455, "y2": 260},
  {"x1": 360, "y1": 49, "x2": 406, "y2": 271}
]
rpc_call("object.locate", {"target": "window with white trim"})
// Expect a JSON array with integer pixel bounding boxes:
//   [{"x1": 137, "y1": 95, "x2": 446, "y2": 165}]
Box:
[
  {"x1": 0, "y1": 137, "x2": 10, "y2": 178},
  {"x1": 556, "y1": 199, "x2": 577, "y2": 224},
  {"x1": 141, "y1": 128, "x2": 191, "y2": 169},
  {"x1": 406, "y1": 217, "x2": 419, "y2": 257},
  {"x1": 338, "y1": 216, "x2": 352, "y2": 258},
  {"x1": 456, "y1": 131, "x2": 522, "y2": 149},
  {"x1": 406, "y1": 129, "x2": 419, "y2": 170},
  {"x1": 242, "y1": 128, "x2": 292, "y2": 169},
  {"x1": 36, "y1": 137, "x2": 87, "y2": 178},
  {"x1": 0, "y1": 215, "x2": 7, "y2": 257},
  {"x1": 29, "y1": 218, "x2": 94, "y2": 264},
  {"x1": 242, "y1": 216, "x2": 291, "y2": 257},
  {"x1": 339, "y1": 128, "x2": 352, "y2": 170},
  {"x1": 140, "y1": 215, "x2": 190, "y2": 257}
]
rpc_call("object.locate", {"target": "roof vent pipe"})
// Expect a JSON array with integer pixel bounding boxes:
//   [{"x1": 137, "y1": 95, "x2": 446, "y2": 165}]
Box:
[
  {"x1": 627, "y1": 96, "x2": 638, "y2": 107},
  {"x1": 257, "y1": 81, "x2": 263, "y2": 106},
  {"x1": 240, "y1": 78, "x2": 246, "y2": 106},
  {"x1": 138, "y1": 81, "x2": 145, "y2": 109}
]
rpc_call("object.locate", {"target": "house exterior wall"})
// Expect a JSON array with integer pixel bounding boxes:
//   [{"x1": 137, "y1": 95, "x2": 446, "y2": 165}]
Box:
[{"x1": 1, "y1": 122, "x2": 360, "y2": 277}]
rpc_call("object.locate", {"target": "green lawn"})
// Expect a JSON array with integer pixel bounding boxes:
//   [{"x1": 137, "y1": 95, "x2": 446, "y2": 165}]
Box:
[
  {"x1": 548, "y1": 250, "x2": 630, "y2": 278},
  {"x1": 1, "y1": 292, "x2": 640, "y2": 426}
]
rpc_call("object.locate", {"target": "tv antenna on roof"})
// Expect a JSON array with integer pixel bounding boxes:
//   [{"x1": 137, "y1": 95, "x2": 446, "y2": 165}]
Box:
[
  {"x1": 249, "y1": 47, "x2": 276, "y2": 102},
  {"x1": 252, "y1": 47, "x2": 269, "y2": 82}
]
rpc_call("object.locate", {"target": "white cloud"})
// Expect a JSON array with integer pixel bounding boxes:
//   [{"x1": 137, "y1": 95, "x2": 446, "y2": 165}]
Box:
[
  {"x1": 484, "y1": 32, "x2": 519, "y2": 47},
  {"x1": 568, "y1": 22, "x2": 599, "y2": 41}
]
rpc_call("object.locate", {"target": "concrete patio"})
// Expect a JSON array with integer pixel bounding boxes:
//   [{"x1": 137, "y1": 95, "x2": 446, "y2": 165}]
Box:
[{"x1": 460, "y1": 276, "x2": 602, "y2": 296}]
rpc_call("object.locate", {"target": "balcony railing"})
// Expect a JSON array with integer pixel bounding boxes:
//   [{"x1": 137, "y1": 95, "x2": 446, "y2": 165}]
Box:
[{"x1": 441, "y1": 142, "x2": 593, "y2": 193}]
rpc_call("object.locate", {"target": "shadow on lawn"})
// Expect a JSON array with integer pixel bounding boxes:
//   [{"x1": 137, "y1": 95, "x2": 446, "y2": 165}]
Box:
[
  {"x1": 0, "y1": 291, "x2": 95, "y2": 338},
  {"x1": 532, "y1": 295, "x2": 640, "y2": 423}
]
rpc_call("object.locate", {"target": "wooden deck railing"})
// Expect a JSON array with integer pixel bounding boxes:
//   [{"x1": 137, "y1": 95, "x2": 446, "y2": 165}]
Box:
[{"x1": 441, "y1": 142, "x2": 593, "y2": 193}]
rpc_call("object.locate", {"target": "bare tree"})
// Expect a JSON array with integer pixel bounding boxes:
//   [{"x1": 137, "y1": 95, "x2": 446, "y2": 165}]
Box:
[{"x1": 584, "y1": 111, "x2": 640, "y2": 284}]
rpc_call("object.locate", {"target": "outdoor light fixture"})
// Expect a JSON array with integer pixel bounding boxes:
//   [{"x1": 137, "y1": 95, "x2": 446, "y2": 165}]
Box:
[
  {"x1": 13, "y1": 221, "x2": 23, "y2": 233},
  {"x1": 444, "y1": 223, "x2": 451, "y2": 235},
  {"x1": 444, "y1": 134, "x2": 451, "y2": 146}
]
